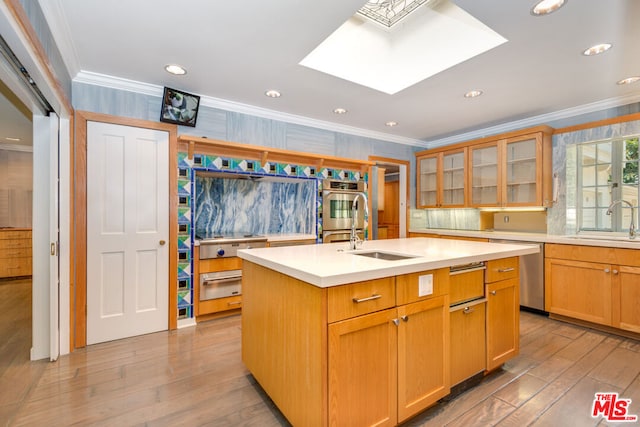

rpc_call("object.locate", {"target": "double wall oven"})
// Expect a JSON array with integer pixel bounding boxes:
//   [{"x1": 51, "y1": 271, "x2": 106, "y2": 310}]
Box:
[{"x1": 322, "y1": 179, "x2": 366, "y2": 243}]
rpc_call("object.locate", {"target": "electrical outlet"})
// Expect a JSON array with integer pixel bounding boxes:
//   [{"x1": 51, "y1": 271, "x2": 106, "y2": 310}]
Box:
[{"x1": 504, "y1": 215, "x2": 510, "y2": 223}]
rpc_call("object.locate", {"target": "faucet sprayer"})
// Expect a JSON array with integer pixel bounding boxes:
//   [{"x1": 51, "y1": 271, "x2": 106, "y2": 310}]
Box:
[
  {"x1": 350, "y1": 192, "x2": 368, "y2": 250},
  {"x1": 606, "y1": 199, "x2": 636, "y2": 239}
]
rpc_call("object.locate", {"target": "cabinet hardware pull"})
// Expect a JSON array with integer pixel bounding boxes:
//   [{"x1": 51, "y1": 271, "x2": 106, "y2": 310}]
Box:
[
  {"x1": 401, "y1": 315, "x2": 408, "y2": 322},
  {"x1": 352, "y1": 294, "x2": 382, "y2": 303},
  {"x1": 604, "y1": 268, "x2": 610, "y2": 273},
  {"x1": 463, "y1": 307, "x2": 474, "y2": 314},
  {"x1": 497, "y1": 267, "x2": 515, "y2": 273},
  {"x1": 392, "y1": 318, "x2": 400, "y2": 326},
  {"x1": 490, "y1": 290, "x2": 497, "y2": 296},
  {"x1": 613, "y1": 269, "x2": 619, "y2": 275},
  {"x1": 227, "y1": 301, "x2": 242, "y2": 306}
]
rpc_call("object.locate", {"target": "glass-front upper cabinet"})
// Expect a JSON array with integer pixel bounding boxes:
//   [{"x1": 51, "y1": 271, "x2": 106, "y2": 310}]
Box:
[
  {"x1": 417, "y1": 148, "x2": 467, "y2": 208},
  {"x1": 418, "y1": 154, "x2": 438, "y2": 207},
  {"x1": 469, "y1": 142, "x2": 499, "y2": 206},
  {"x1": 469, "y1": 131, "x2": 549, "y2": 208},
  {"x1": 505, "y1": 134, "x2": 542, "y2": 206}
]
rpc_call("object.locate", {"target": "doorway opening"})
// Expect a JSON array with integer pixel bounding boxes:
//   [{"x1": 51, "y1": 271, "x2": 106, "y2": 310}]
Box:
[{"x1": 369, "y1": 156, "x2": 410, "y2": 240}]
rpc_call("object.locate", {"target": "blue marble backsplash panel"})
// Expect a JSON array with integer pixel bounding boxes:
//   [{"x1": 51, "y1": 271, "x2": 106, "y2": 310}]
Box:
[{"x1": 195, "y1": 175, "x2": 316, "y2": 236}]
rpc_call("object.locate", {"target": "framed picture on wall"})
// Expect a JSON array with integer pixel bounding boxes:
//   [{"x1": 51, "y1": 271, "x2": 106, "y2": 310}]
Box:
[{"x1": 160, "y1": 87, "x2": 200, "y2": 127}]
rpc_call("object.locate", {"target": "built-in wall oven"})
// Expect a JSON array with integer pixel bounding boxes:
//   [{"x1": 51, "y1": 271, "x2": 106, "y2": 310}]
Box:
[{"x1": 322, "y1": 179, "x2": 366, "y2": 243}]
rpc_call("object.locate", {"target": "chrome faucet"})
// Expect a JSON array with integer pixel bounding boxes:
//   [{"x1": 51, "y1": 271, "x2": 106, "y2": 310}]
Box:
[
  {"x1": 606, "y1": 199, "x2": 636, "y2": 239},
  {"x1": 350, "y1": 192, "x2": 369, "y2": 250}
]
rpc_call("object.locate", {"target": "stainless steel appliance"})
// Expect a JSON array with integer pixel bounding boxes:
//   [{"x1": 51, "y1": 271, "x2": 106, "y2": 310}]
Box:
[
  {"x1": 322, "y1": 179, "x2": 366, "y2": 242},
  {"x1": 488, "y1": 239, "x2": 545, "y2": 312},
  {"x1": 197, "y1": 233, "x2": 267, "y2": 302}
]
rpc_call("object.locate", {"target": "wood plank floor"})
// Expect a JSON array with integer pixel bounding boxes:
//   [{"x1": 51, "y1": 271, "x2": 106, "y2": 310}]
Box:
[{"x1": 2, "y1": 279, "x2": 639, "y2": 426}]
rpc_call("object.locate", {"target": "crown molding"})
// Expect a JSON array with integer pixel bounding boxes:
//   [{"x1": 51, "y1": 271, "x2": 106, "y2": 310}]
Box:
[
  {"x1": 425, "y1": 92, "x2": 640, "y2": 149},
  {"x1": 73, "y1": 71, "x2": 429, "y2": 148}
]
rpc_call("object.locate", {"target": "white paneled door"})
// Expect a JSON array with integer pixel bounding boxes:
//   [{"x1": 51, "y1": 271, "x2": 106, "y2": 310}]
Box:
[{"x1": 87, "y1": 122, "x2": 169, "y2": 345}]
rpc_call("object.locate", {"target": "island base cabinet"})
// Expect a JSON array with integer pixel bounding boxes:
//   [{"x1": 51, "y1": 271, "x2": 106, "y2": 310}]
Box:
[
  {"x1": 486, "y1": 278, "x2": 519, "y2": 371},
  {"x1": 328, "y1": 309, "x2": 398, "y2": 427},
  {"x1": 450, "y1": 300, "x2": 486, "y2": 386},
  {"x1": 328, "y1": 296, "x2": 449, "y2": 426}
]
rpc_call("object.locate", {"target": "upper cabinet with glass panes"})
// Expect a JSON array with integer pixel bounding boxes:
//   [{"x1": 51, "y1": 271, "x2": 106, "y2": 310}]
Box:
[
  {"x1": 416, "y1": 148, "x2": 467, "y2": 208},
  {"x1": 416, "y1": 126, "x2": 553, "y2": 209}
]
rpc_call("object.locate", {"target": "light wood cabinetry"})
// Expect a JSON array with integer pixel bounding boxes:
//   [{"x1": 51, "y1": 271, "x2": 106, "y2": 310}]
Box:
[
  {"x1": 485, "y1": 258, "x2": 519, "y2": 371},
  {"x1": 0, "y1": 229, "x2": 32, "y2": 278},
  {"x1": 267, "y1": 238, "x2": 317, "y2": 247},
  {"x1": 450, "y1": 300, "x2": 486, "y2": 385},
  {"x1": 415, "y1": 125, "x2": 553, "y2": 209},
  {"x1": 545, "y1": 244, "x2": 640, "y2": 334},
  {"x1": 417, "y1": 148, "x2": 467, "y2": 208}
]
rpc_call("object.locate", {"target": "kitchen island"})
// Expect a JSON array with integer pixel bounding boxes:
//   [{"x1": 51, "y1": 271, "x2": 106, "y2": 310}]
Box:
[{"x1": 237, "y1": 238, "x2": 539, "y2": 426}]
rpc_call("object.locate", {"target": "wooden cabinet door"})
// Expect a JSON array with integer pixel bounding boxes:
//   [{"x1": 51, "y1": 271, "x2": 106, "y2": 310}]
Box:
[
  {"x1": 544, "y1": 258, "x2": 612, "y2": 325},
  {"x1": 450, "y1": 301, "x2": 486, "y2": 385},
  {"x1": 328, "y1": 308, "x2": 398, "y2": 427},
  {"x1": 397, "y1": 296, "x2": 449, "y2": 422},
  {"x1": 469, "y1": 141, "x2": 500, "y2": 207},
  {"x1": 417, "y1": 154, "x2": 440, "y2": 208},
  {"x1": 441, "y1": 149, "x2": 467, "y2": 207},
  {"x1": 504, "y1": 134, "x2": 542, "y2": 207},
  {"x1": 616, "y1": 265, "x2": 640, "y2": 333},
  {"x1": 486, "y1": 278, "x2": 519, "y2": 371}
]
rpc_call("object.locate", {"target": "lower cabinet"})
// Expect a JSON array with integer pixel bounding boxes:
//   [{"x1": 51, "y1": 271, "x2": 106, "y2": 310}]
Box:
[
  {"x1": 545, "y1": 244, "x2": 640, "y2": 334},
  {"x1": 450, "y1": 300, "x2": 486, "y2": 386},
  {"x1": 0, "y1": 229, "x2": 32, "y2": 278},
  {"x1": 486, "y1": 278, "x2": 519, "y2": 371},
  {"x1": 328, "y1": 295, "x2": 449, "y2": 426}
]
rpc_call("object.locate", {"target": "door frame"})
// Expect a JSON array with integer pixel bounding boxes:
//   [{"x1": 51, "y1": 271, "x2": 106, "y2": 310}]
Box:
[
  {"x1": 369, "y1": 156, "x2": 410, "y2": 238},
  {"x1": 73, "y1": 111, "x2": 178, "y2": 349}
]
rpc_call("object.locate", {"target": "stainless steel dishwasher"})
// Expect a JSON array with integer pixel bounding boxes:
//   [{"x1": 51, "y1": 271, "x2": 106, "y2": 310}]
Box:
[{"x1": 488, "y1": 239, "x2": 545, "y2": 312}]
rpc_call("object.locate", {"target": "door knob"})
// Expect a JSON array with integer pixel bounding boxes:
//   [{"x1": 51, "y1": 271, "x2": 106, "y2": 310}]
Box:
[{"x1": 159, "y1": 240, "x2": 166, "y2": 246}]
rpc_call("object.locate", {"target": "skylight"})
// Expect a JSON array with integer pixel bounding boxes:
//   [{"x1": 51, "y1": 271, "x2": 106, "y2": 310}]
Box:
[{"x1": 300, "y1": 0, "x2": 507, "y2": 95}]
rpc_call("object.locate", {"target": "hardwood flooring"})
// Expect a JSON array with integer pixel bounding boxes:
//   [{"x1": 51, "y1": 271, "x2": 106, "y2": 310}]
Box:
[{"x1": 2, "y1": 279, "x2": 639, "y2": 426}]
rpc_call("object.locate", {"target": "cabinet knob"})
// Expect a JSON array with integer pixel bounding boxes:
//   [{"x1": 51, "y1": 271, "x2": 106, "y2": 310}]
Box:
[
  {"x1": 463, "y1": 307, "x2": 475, "y2": 314},
  {"x1": 490, "y1": 290, "x2": 497, "y2": 296},
  {"x1": 604, "y1": 268, "x2": 610, "y2": 273},
  {"x1": 392, "y1": 318, "x2": 400, "y2": 326},
  {"x1": 401, "y1": 315, "x2": 409, "y2": 322},
  {"x1": 613, "y1": 269, "x2": 619, "y2": 275}
]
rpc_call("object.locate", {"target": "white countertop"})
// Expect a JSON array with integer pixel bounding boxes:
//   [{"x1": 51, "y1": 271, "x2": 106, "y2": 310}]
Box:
[
  {"x1": 264, "y1": 233, "x2": 317, "y2": 242},
  {"x1": 409, "y1": 228, "x2": 640, "y2": 249},
  {"x1": 237, "y1": 237, "x2": 539, "y2": 288}
]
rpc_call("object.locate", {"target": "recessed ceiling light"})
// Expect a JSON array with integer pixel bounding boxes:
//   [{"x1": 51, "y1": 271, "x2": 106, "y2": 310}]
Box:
[
  {"x1": 164, "y1": 64, "x2": 187, "y2": 75},
  {"x1": 464, "y1": 90, "x2": 483, "y2": 98},
  {"x1": 531, "y1": 0, "x2": 567, "y2": 16},
  {"x1": 582, "y1": 43, "x2": 612, "y2": 56},
  {"x1": 265, "y1": 90, "x2": 281, "y2": 98},
  {"x1": 333, "y1": 108, "x2": 348, "y2": 114},
  {"x1": 5, "y1": 137, "x2": 20, "y2": 141},
  {"x1": 617, "y1": 76, "x2": 640, "y2": 85},
  {"x1": 385, "y1": 121, "x2": 398, "y2": 127}
]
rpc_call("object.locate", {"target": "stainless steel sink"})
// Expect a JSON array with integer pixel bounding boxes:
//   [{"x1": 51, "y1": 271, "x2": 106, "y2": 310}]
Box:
[{"x1": 352, "y1": 251, "x2": 417, "y2": 261}]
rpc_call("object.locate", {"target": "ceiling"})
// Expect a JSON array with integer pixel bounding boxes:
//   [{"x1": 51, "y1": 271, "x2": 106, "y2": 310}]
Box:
[{"x1": 36, "y1": 0, "x2": 640, "y2": 146}]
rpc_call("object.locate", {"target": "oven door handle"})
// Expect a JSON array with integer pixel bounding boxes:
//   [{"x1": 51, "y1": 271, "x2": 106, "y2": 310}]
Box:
[
  {"x1": 202, "y1": 277, "x2": 241, "y2": 286},
  {"x1": 322, "y1": 189, "x2": 357, "y2": 197}
]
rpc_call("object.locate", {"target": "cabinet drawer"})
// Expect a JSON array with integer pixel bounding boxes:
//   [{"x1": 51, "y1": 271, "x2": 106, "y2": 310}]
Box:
[
  {"x1": 0, "y1": 257, "x2": 32, "y2": 277},
  {"x1": 449, "y1": 266, "x2": 485, "y2": 305},
  {"x1": 396, "y1": 268, "x2": 449, "y2": 305},
  {"x1": 485, "y1": 257, "x2": 518, "y2": 283},
  {"x1": 0, "y1": 230, "x2": 31, "y2": 240},
  {"x1": 198, "y1": 295, "x2": 242, "y2": 315},
  {"x1": 0, "y1": 239, "x2": 31, "y2": 250},
  {"x1": 328, "y1": 277, "x2": 396, "y2": 323},
  {"x1": 0, "y1": 247, "x2": 31, "y2": 259}
]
